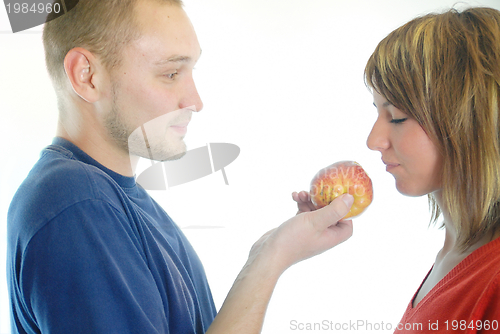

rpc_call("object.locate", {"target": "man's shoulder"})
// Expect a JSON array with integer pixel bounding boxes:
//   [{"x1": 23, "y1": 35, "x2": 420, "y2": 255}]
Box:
[
  {"x1": 18, "y1": 143, "x2": 119, "y2": 202},
  {"x1": 8, "y1": 144, "x2": 126, "y2": 240}
]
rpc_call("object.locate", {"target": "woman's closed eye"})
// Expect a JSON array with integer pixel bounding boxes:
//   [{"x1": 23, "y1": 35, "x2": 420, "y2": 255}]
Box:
[{"x1": 390, "y1": 118, "x2": 408, "y2": 124}]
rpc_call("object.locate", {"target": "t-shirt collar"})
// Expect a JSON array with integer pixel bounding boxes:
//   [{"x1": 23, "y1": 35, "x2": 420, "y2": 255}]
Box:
[{"x1": 51, "y1": 137, "x2": 137, "y2": 189}]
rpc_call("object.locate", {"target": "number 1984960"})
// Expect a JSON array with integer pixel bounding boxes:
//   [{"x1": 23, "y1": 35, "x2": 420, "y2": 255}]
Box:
[
  {"x1": 444, "y1": 320, "x2": 498, "y2": 331},
  {"x1": 6, "y1": 3, "x2": 61, "y2": 14}
]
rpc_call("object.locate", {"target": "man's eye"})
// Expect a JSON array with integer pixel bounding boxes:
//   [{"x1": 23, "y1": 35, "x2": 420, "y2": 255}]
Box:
[
  {"x1": 165, "y1": 71, "x2": 178, "y2": 79},
  {"x1": 390, "y1": 118, "x2": 408, "y2": 124}
]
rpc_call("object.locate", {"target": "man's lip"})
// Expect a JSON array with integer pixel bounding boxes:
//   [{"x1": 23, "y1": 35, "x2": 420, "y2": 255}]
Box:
[
  {"x1": 170, "y1": 122, "x2": 189, "y2": 135},
  {"x1": 171, "y1": 122, "x2": 190, "y2": 128}
]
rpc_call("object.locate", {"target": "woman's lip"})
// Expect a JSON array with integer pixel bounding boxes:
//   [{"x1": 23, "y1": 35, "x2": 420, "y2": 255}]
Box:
[
  {"x1": 386, "y1": 164, "x2": 399, "y2": 172},
  {"x1": 382, "y1": 159, "x2": 400, "y2": 171}
]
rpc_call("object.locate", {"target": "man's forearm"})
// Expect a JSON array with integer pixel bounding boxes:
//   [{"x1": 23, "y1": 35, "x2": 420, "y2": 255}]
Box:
[
  {"x1": 206, "y1": 194, "x2": 354, "y2": 334},
  {"x1": 206, "y1": 239, "x2": 282, "y2": 334}
]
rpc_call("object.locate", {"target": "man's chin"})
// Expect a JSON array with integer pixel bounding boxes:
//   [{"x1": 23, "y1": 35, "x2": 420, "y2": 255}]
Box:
[
  {"x1": 129, "y1": 144, "x2": 187, "y2": 162},
  {"x1": 161, "y1": 150, "x2": 186, "y2": 161}
]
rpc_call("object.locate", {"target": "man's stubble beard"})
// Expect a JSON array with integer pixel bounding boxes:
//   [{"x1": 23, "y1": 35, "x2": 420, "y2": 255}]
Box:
[{"x1": 104, "y1": 81, "x2": 187, "y2": 162}]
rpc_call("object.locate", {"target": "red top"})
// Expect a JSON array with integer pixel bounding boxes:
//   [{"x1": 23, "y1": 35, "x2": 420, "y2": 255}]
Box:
[{"x1": 394, "y1": 237, "x2": 500, "y2": 333}]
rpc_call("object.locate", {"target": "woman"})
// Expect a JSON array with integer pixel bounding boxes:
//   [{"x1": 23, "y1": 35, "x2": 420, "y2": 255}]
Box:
[{"x1": 294, "y1": 6, "x2": 500, "y2": 333}]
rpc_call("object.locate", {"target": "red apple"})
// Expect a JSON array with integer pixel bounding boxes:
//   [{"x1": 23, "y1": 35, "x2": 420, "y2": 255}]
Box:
[{"x1": 310, "y1": 161, "x2": 373, "y2": 219}]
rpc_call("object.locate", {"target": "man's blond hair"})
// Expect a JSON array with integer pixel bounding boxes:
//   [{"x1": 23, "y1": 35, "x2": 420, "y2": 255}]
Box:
[{"x1": 43, "y1": 0, "x2": 183, "y2": 91}]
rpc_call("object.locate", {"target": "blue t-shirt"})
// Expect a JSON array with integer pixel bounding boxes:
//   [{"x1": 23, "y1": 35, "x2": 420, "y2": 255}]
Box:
[{"x1": 7, "y1": 137, "x2": 217, "y2": 334}]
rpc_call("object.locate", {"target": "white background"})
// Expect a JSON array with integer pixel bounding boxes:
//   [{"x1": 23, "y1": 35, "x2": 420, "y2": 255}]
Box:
[{"x1": 1, "y1": 0, "x2": 499, "y2": 333}]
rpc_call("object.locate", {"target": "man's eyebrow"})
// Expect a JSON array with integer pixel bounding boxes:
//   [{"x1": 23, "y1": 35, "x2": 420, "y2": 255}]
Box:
[
  {"x1": 154, "y1": 55, "x2": 191, "y2": 66},
  {"x1": 153, "y1": 49, "x2": 202, "y2": 66}
]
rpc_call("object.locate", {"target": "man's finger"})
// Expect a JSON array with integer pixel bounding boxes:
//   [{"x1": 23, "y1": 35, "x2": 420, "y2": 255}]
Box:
[{"x1": 310, "y1": 194, "x2": 354, "y2": 230}]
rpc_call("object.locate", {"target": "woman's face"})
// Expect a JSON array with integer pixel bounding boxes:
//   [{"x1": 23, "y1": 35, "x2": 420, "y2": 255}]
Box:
[{"x1": 367, "y1": 90, "x2": 443, "y2": 197}]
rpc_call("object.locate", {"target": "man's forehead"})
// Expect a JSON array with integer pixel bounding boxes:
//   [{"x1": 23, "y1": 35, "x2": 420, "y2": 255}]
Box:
[
  {"x1": 129, "y1": 2, "x2": 200, "y2": 62},
  {"x1": 134, "y1": 1, "x2": 189, "y2": 33}
]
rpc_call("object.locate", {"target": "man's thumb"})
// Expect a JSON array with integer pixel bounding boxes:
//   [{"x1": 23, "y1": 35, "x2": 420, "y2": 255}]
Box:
[
  {"x1": 341, "y1": 193, "x2": 354, "y2": 210},
  {"x1": 312, "y1": 194, "x2": 354, "y2": 229}
]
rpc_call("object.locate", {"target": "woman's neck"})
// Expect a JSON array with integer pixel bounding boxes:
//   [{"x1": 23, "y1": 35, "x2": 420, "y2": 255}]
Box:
[{"x1": 433, "y1": 190, "x2": 499, "y2": 262}]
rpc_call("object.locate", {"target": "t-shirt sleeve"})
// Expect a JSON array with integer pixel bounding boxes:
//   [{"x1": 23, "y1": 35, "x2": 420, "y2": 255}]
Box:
[{"x1": 19, "y1": 199, "x2": 170, "y2": 334}]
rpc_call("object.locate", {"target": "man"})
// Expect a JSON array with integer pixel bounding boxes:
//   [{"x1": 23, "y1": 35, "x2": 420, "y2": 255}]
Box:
[{"x1": 7, "y1": 0, "x2": 354, "y2": 333}]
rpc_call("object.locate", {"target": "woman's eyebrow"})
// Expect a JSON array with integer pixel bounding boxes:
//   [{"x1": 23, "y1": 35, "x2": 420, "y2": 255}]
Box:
[{"x1": 372, "y1": 101, "x2": 391, "y2": 108}]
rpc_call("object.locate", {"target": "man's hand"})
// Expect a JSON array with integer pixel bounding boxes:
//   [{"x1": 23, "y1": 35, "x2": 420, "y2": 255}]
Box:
[
  {"x1": 207, "y1": 194, "x2": 354, "y2": 334},
  {"x1": 251, "y1": 193, "x2": 354, "y2": 275}
]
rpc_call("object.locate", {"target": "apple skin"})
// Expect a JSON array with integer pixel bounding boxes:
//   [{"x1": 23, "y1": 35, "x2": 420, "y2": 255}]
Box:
[{"x1": 309, "y1": 161, "x2": 373, "y2": 219}]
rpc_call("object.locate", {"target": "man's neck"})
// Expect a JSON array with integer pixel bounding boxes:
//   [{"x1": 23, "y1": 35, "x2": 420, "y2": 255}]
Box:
[{"x1": 56, "y1": 118, "x2": 139, "y2": 177}]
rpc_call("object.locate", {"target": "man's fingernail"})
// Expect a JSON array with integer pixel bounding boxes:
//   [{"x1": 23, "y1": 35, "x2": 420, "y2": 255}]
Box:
[{"x1": 342, "y1": 194, "x2": 354, "y2": 207}]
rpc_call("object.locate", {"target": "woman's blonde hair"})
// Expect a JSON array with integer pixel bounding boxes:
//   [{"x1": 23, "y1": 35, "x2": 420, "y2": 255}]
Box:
[
  {"x1": 43, "y1": 0, "x2": 183, "y2": 90},
  {"x1": 365, "y1": 7, "x2": 500, "y2": 252}
]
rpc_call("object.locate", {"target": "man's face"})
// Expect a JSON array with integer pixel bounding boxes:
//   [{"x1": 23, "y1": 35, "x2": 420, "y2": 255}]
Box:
[{"x1": 102, "y1": 1, "x2": 202, "y2": 161}]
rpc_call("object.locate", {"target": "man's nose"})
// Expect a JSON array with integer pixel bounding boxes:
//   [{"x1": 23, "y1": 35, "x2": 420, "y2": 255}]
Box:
[{"x1": 179, "y1": 75, "x2": 203, "y2": 112}]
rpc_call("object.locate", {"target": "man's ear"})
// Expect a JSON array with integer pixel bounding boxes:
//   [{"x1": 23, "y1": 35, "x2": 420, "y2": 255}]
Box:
[{"x1": 64, "y1": 48, "x2": 101, "y2": 103}]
